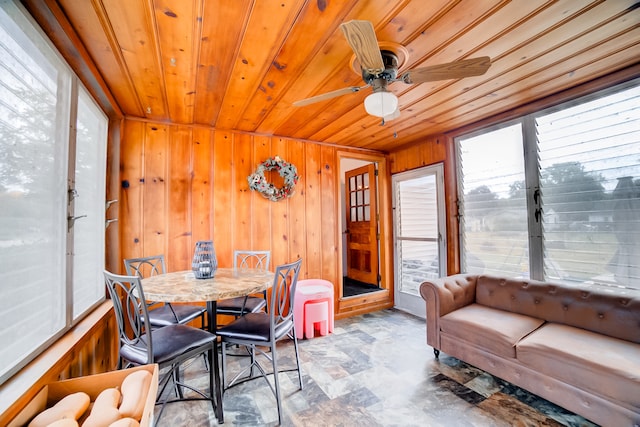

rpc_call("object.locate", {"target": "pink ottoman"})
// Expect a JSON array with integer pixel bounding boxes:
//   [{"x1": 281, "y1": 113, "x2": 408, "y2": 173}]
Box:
[{"x1": 294, "y1": 279, "x2": 334, "y2": 339}]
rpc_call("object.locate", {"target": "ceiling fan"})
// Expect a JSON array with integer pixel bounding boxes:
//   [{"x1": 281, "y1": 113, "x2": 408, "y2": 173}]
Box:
[{"x1": 293, "y1": 20, "x2": 491, "y2": 121}]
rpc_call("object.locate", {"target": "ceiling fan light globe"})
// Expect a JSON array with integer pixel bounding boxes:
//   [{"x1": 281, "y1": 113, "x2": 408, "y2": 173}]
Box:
[
  {"x1": 364, "y1": 92, "x2": 398, "y2": 117},
  {"x1": 383, "y1": 108, "x2": 401, "y2": 121}
]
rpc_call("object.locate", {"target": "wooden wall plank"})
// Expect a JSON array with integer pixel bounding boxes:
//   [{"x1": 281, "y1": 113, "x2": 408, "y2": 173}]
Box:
[
  {"x1": 142, "y1": 123, "x2": 168, "y2": 256},
  {"x1": 232, "y1": 133, "x2": 253, "y2": 266},
  {"x1": 320, "y1": 145, "x2": 338, "y2": 283},
  {"x1": 120, "y1": 120, "x2": 145, "y2": 265},
  {"x1": 303, "y1": 143, "x2": 322, "y2": 279},
  {"x1": 167, "y1": 126, "x2": 192, "y2": 270},
  {"x1": 251, "y1": 136, "x2": 272, "y2": 253},
  {"x1": 192, "y1": 128, "x2": 213, "y2": 243},
  {"x1": 286, "y1": 139, "x2": 306, "y2": 277},
  {"x1": 212, "y1": 131, "x2": 233, "y2": 268},
  {"x1": 269, "y1": 138, "x2": 290, "y2": 269}
]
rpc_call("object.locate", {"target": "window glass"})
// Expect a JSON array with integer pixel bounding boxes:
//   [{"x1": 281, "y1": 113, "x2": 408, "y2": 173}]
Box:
[
  {"x1": 458, "y1": 124, "x2": 529, "y2": 276},
  {"x1": 457, "y1": 82, "x2": 640, "y2": 290},
  {"x1": 0, "y1": 1, "x2": 70, "y2": 383},
  {"x1": 537, "y1": 85, "x2": 640, "y2": 288},
  {"x1": 0, "y1": 2, "x2": 106, "y2": 384},
  {"x1": 73, "y1": 86, "x2": 107, "y2": 317}
]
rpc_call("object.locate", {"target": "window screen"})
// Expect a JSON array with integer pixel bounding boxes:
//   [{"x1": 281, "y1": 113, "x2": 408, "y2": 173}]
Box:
[
  {"x1": 457, "y1": 82, "x2": 640, "y2": 290},
  {"x1": 537, "y1": 85, "x2": 640, "y2": 288},
  {"x1": 458, "y1": 124, "x2": 529, "y2": 277}
]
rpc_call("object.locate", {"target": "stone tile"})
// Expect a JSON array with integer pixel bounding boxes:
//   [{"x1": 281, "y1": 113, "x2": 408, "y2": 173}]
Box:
[{"x1": 154, "y1": 309, "x2": 598, "y2": 427}]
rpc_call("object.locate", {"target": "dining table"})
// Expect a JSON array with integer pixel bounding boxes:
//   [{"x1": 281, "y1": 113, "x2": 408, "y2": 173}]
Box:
[{"x1": 141, "y1": 267, "x2": 274, "y2": 424}]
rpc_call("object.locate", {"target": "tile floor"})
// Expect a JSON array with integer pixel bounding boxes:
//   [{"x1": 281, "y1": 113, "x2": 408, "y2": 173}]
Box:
[{"x1": 159, "y1": 309, "x2": 598, "y2": 427}]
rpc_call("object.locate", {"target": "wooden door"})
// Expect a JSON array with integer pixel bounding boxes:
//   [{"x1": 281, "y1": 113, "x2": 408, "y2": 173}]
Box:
[{"x1": 345, "y1": 163, "x2": 379, "y2": 285}]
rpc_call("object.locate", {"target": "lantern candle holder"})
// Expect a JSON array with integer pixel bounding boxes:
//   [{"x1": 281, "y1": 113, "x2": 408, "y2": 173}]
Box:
[{"x1": 192, "y1": 240, "x2": 217, "y2": 279}]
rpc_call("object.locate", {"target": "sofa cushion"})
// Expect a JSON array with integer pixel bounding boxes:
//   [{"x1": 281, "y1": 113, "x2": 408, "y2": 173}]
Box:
[
  {"x1": 475, "y1": 275, "x2": 640, "y2": 344},
  {"x1": 439, "y1": 303, "x2": 545, "y2": 358},
  {"x1": 517, "y1": 323, "x2": 640, "y2": 411}
]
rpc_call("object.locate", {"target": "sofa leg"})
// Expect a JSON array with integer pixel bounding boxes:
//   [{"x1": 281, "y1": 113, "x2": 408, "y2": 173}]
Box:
[{"x1": 433, "y1": 348, "x2": 440, "y2": 358}]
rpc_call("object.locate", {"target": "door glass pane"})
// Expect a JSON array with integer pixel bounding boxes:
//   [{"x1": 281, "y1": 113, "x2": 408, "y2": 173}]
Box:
[
  {"x1": 396, "y1": 174, "x2": 440, "y2": 295},
  {"x1": 459, "y1": 124, "x2": 529, "y2": 276}
]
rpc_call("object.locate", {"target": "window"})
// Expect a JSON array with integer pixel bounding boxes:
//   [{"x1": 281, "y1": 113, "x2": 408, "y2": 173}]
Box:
[
  {"x1": 0, "y1": 2, "x2": 107, "y2": 384},
  {"x1": 457, "y1": 81, "x2": 640, "y2": 290}
]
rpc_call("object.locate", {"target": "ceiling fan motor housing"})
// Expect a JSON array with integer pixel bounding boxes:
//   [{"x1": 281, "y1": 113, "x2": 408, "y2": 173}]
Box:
[{"x1": 362, "y1": 50, "x2": 398, "y2": 84}]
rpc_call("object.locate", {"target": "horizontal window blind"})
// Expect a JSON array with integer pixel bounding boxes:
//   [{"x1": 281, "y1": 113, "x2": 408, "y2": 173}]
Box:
[
  {"x1": 0, "y1": 2, "x2": 106, "y2": 385},
  {"x1": 0, "y1": 2, "x2": 69, "y2": 383},
  {"x1": 458, "y1": 124, "x2": 530, "y2": 277},
  {"x1": 537, "y1": 85, "x2": 640, "y2": 289}
]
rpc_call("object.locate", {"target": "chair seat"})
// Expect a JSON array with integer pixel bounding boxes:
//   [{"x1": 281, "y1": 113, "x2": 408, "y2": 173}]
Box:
[
  {"x1": 121, "y1": 324, "x2": 216, "y2": 366},
  {"x1": 146, "y1": 304, "x2": 207, "y2": 327},
  {"x1": 216, "y1": 313, "x2": 293, "y2": 342},
  {"x1": 216, "y1": 296, "x2": 266, "y2": 316}
]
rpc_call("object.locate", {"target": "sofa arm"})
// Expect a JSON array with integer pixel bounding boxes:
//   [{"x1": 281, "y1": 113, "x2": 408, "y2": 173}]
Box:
[{"x1": 419, "y1": 274, "x2": 477, "y2": 350}]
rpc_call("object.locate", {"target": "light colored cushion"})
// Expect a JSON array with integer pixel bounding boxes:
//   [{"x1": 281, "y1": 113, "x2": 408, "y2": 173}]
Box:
[
  {"x1": 439, "y1": 303, "x2": 545, "y2": 358},
  {"x1": 517, "y1": 323, "x2": 640, "y2": 411}
]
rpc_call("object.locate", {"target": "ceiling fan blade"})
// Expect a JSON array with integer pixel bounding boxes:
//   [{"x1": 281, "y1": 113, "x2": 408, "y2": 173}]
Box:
[
  {"x1": 293, "y1": 85, "x2": 368, "y2": 107},
  {"x1": 340, "y1": 20, "x2": 384, "y2": 75},
  {"x1": 400, "y1": 56, "x2": 491, "y2": 84}
]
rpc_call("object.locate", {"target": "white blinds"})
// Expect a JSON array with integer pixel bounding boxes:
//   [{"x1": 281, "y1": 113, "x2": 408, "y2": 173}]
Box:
[
  {"x1": 0, "y1": 1, "x2": 69, "y2": 383},
  {"x1": 0, "y1": 2, "x2": 107, "y2": 385},
  {"x1": 72, "y1": 86, "x2": 107, "y2": 317},
  {"x1": 457, "y1": 82, "x2": 640, "y2": 290},
  {"x1": 537, "y1": 85, "x2": 640, "y2": 288},
  {"x1": 458, "y1": 124, "x2": 529, "y2": 277}
]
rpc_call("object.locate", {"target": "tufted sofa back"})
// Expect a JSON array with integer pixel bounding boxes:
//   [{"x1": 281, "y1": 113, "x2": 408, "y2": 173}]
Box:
[{"x1": 475, "y1": 275, "x2": 640, "y2": 344}]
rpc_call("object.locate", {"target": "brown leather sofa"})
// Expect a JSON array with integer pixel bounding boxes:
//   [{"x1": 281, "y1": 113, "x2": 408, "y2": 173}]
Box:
[{"x1": 419, "y1": 274, "x2": 640, "y2": 427}]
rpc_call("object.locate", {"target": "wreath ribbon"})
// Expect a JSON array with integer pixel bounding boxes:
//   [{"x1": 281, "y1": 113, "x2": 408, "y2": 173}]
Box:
[{"x1": 247, "y1": 156, "x2": 299, "y2": 201}]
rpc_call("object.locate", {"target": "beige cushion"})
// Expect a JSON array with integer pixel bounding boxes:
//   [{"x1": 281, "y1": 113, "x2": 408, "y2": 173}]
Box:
[
  {"x1": 439, "y1": 304, "x2": 545, "y2": 358},
  {"x1": 517, "y1": 323, "x2": 640, "y2": 411}
]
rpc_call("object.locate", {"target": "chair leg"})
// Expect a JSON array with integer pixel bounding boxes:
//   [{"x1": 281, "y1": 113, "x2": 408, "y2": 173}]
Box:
[
  {"x1": 209, "y1": 344, "x2": 223, "y2": 424},
  {"x1": 221, "y1": 342, "x2": 227, "y2": 390},
  {"x1": 292, "y1": 331, "x2": 304, "y2": 390},
  {"x1": 270, "y1": 342, "x2": 283, "y2": 426},
  {"x1": 173, "y1": 366, "x2": 183, "y2": 398}
]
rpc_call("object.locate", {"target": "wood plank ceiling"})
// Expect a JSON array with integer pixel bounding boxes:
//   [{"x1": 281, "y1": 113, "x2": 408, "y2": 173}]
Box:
[{"x1": 43, "y1": 0, "x2": 640, "y2": 152}]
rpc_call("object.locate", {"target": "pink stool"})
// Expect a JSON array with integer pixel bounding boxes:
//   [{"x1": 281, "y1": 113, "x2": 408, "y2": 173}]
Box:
[
  {"x1": 304, "y1": 300, "x2": 328, "y2": 338},
  {"x1": 294, "y1": 279, "x2": 334, "y2": 339}
]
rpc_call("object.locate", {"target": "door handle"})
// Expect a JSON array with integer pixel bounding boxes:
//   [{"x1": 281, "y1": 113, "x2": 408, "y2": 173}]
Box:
[{"x1": 67, "y1": 214, "x2": 87, "y2": 231}]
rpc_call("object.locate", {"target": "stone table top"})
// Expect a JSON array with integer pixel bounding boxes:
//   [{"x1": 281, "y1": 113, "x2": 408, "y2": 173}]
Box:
[{"x1": 141, "y1": 267, "x2": 274, "y2": 303}]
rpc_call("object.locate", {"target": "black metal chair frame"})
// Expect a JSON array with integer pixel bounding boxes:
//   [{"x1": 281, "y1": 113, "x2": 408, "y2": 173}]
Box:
[
  {"x1": 124, "y1": 255, "x2": 207, "y2": 329},
  {"x1": 104, "y1": 271, "x2": 223, "y2": 424},
  {"x1": 217, "y1": 258, "x2": 303, "y2": 425},
  {"x1": 215, "y1": 250, "x2": 271, "y2": 318}
]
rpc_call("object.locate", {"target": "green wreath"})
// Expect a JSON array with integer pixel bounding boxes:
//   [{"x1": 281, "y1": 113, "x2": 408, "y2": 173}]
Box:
[{"x1": 247, "y1": 156, "x2": 300, "y2": 202}]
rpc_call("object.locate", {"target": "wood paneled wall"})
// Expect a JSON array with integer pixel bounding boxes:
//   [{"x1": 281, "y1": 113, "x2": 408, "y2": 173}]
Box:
[{"x1": 119, "y1": 119, "x2": 342, "y2": 283}]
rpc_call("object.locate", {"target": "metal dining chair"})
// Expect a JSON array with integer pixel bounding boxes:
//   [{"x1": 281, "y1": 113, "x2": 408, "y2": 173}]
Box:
[
  {"x1": 217, "y1": 258, "x2": 303, "y2": 425},
  {"x1": 124, "y1": 255, "x2": 207, "y2": 329},
  {"x1": 103, "y1": 271, "x2": 222, "y2": 423},
  {"x1": 215, "y1": 250, "x2": 271, "y2": 319}
]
